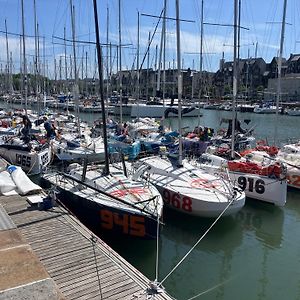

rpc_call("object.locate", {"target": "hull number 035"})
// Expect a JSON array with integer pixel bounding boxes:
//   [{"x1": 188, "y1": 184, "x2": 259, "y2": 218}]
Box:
[{"x1": 237, "y1": 176, "x2": 265, "y2": 194}]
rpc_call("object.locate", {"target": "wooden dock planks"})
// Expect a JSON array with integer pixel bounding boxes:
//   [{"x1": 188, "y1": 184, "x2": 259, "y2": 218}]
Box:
[{"x1": 0, "y1": 195, "x2": 174, "y2": 300}]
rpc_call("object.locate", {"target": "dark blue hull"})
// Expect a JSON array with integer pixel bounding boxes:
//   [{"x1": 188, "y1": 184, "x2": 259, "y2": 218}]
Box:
[{"x1": 47, "y1": 181, "x2": 160, "y2": 240}]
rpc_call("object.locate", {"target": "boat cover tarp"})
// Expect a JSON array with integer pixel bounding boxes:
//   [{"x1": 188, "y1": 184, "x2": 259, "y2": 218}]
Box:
[{"x1": 6, "y1": 165, "x2": 42, "y2": 195}]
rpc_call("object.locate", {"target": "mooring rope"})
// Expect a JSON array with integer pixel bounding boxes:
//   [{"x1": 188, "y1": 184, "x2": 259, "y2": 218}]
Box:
[{"x1": 158, "y1": 196, "x2": 237, "y2": 287}]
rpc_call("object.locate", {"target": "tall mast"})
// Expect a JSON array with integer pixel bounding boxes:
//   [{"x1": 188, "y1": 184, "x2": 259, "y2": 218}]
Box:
[
  {"x1": 198, "y1": 0, "x2": 204, "y2": 125},
  {"x1": 43, "y1": 36, "x2": 46, "y2": 107},
  {"x1": 59, "y1": 56, "x2": 62, "y2": 93},
  {"x1": 92, "y1": 0, "x2": 110, "y2": 175},
  {"x1": 153, "y1": 44, "x2": 158, "y2": 98},
  {"x1": 5, "y1": 20, "x2": 10, "y2": 96},
  {"x1": 109, "y1": 42, "x2": 112, "y2": 97},
  {"x1": 118, "y1": 0, "x2": 123, "y2": 124},
  {"x1": 237, "y1": 0, "x2": 241, "y2": 100},
  {"x1": 9, "y1": 52, "x2": 13, "y2": 100},
  {"x1": 69, "y1": 0, "x2": 81, "y2": 135},
  {"x1": 37, "y1": 23, "x2": 41, "y2": 114},
  {"x1": 20, "y1": 35, "x2": 23, "y2": 98},
  {"x1": 175, "y1": 0, "x2": 183, "y2": 166},
  {"x1": 64, "y1": 26, "x2": 68, "y2": 95},
  {"x1": 230, "y1": 0, "x2": 238, "y2": 159},
  {"x1": 156, "y1": 0, "x2": 167, "y2": 100},
  {"x1": 81, "y1": 48, "x2": 84, "y2": 94},
  {"x1": 146, "y1": 31, "x2": 151, "y2": 101},
  {"x1": 172, "y1": 58, "x2": 175, "y2": 96},
  {"x1": 191, "y1": 59, "x2": 194, "y2": 99},
  {"x1": 136, "y1": 11, "x2": 140, "y2": 105},
  {"x1": 21, "y1": 0, "x2": 28, "y2": 115},
  {"x1": 33, "y1": 0, "x2": 39, "y2": 114},
  {"x1": 85, "y1": 51, "x2": 88, "y2": 96},
  {"x1": 162, "y1": 0, "x2": 167, "y2": 106},
  {"x1": 106, "y1": 6, "x2": 109, "y2": 102},
  {"x1": 54, "y1": 58, "x2": 57, "y2": 91},
  {"x1": 274, "y1": 0, "x2": 287, "y2": 145}
]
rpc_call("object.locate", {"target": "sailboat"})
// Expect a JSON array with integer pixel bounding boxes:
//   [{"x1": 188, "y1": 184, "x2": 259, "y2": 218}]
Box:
[
  {"x1": 130, "y1": 0, "x2": 245, "y2": 218},
  {"x1": 276, "y1": 142, "x2": 300, "y2": 189},
  {"x1": 195, "y1": 0, "x2": 287, "y2": 206},
  {"x1": 43, "y1": 0, "x2": 163, "y2": 239},
  {"x1": 0, "y1": 1, "x2": 51, "y2": 175}
]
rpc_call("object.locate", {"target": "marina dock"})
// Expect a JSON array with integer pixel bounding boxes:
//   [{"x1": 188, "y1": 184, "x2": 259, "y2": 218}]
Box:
[{"x1": 0, "y1": 195, "x2": 173, "y2": 300}]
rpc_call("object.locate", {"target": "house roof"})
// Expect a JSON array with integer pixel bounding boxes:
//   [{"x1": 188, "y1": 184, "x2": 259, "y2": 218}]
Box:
[{"x1": 289, "y1": 54, "x2": 300, "y2": 62}]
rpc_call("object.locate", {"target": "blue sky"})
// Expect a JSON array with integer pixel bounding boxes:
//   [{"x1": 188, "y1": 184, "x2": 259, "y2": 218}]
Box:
[{"x1": 0, "y1": 0, "x2": 299, "y2": 78}]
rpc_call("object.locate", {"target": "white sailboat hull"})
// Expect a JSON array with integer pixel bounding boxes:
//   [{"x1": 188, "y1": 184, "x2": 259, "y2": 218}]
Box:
[
  {"x1": 132, "y1": 156, "x2": 245, "y2": 218},
  {"x1": 194, "y1": 154, "x2": 287, "y2": 206},
  {"x1": 0, "y1": 147, "x2": 51, "y2": 175},
  {"x1": 156, "y1": 185, "x2": 244, "y2": 217},
  {"x1": 113, "y1": 104, "x2": 201, "y2": 118},
  {"x1": 286, "y1": 166, "x2": 300, "y2": 189},
  {"x1": 52, "y1": 140, "x2": 105, "y2": 162}
]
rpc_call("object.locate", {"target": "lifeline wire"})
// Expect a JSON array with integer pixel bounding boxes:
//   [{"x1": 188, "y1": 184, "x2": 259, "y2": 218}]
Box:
[
  {"x1": 158, "y1": 196, "x2": 237, "y2": 287},
  {"x1": 91, "y1": 234, "x2": 103, "y2": 300}
]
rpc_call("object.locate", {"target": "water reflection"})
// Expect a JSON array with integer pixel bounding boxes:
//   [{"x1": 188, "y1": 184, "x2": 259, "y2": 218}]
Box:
[
  {"x1": 159, "y1": 210, "x2": 244, "y2": 300},
  {"x1": 235, "y1": 200, "x2": 284, "y2": 249},
  {"x1": 157, "y1": 201, "x2": 285, "y2": 300}
]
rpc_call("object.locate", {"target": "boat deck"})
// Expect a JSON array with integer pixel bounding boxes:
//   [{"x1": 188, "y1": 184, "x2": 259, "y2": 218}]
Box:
[{"x1": 0, "y1": 195, "x2": 173, "y2": 300}]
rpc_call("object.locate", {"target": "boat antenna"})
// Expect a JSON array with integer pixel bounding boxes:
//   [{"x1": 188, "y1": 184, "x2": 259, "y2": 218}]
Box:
[{"x1": 93, "y1": 0, "x2": 110, "y2": 175}]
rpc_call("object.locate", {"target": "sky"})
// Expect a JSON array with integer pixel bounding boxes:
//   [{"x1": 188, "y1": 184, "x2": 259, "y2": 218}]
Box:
[{"x1": 0, "y1": 0, "x2": 299, "y2": 79}]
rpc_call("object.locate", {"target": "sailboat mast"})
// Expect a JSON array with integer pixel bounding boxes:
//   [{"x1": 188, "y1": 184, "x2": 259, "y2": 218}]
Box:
[
  {"x1": 20, "y1": 35, "x2": 23, "y2": 99},
  {"x1": 85, "y1": 51, "x2": 88, "y2": 96},
  {"x1": 118, "y1": 0, "x2": 123, "y2": 124},
  {"x1": 146, "y1": 31, "x2": 151, "y2": 101},
  {"x1": 21, "y1": 0, "x2": 28, "y2": 115},
  {"x1": 156, "y1": 0, "x2": 167, "y2": 100},
  {"x1": 9, "y1": 52, "x2": 13, "y2": 105},
  {"x1": 230, "y1": 0, "x2": 238, "y2": 159},
  {"x1": 69, "y1": 0, "x2": 81, "y2": 135},
  {"x1": 162, "y1": 0, "x2": 167, "y2": 106},
  {"x1": 137, "y1": 11, "x2": 140, "y2": 107},
  {"x1": 175, "y1": 0, "x2": 183, "y2": 166},
  {"x1": 5, "y1": 20, "x2": 10, "y2": 95},
  {"x1": 106, "y1": 6, "x2": 109, "y2": 102},
  {"x1": 198, "y1": 0, "x2": 204, "y2": 125},
  {"x1": 37, "y1": 23, "x2": 41, "y2": 114},
  {"x1": 92, "y1": 0, "x2": 110, "y2": 175},
  {"x1": 64, "y1": 27, "x2": 68, "y2": 95},
  {"x1": 274, "y1": 0, "x2": 287, "y2": 145},
  {"x1": 33, "y1": 0, "x2": 39, "y2": 115},
  {"x1": 43, "y1": 36, "x2": 46, "y2": 107}
]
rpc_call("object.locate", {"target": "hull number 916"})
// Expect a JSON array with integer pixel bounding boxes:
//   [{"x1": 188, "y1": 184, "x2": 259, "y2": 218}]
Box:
[{"x1": 237, "y1": 176, "x2": 265, "y2": 194}]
